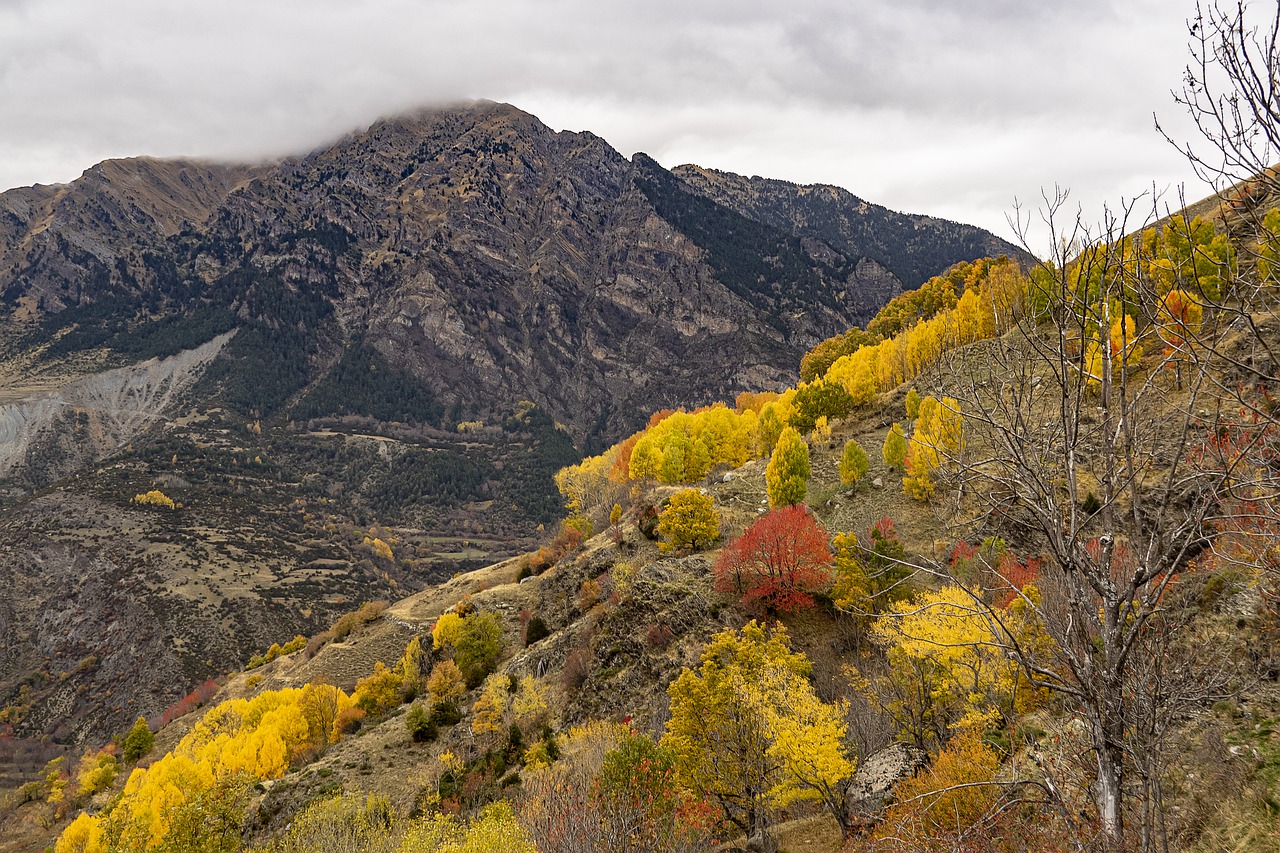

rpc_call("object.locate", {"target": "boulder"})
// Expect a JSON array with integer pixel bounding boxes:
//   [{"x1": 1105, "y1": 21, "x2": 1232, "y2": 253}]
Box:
[{"x1": 845, "y1": 741, "x2": 929, "y2": 822}]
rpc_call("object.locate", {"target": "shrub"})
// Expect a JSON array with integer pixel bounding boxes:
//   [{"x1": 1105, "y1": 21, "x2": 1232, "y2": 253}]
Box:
[
  {"x1": 714, "y1": 505, "x2": 834, "y2": 613},
  {"x1": 561, "y1": 648, "x2": 592, "y2": 693},
  {"x1": 436, "y1": 610, "x2": 505, "y2": 688},
  {"x1": 405, "y1": 703, "x2": 437, "y2": 743},
  {"x1": 331, "y1": 601, "x2": 388, "y2": 642},
  {"x1": 577, "y1": 579, "x2": 602, "y2": 612},
  {"x1": 332, "y1": 706, "x2": 365, "y2": 738},
  {"x1": 353, "y1": 662, "x2": 404, "y2": 717},
  {"x1": 428, "y1": 660, "x2": 468, "y2": 703},
  {"x1": 132, "y1": 489, "x2": 177, "y2": 510},
  {"x1": 523, "y1": 615, "x2": 551, "y2": 647},
  {"x1": 645, "y1": 623, "x2": 675, "y2": 649},
  {"x1": 905, "y1": 387, "x2": 922, "y2": 420},
  {"x1": 429, "y1": 701, "x2": 463, "y2": 727},
  {"x1": 305, "y1": 630, "x2": 333, "y2": 659},
  {"x1": 883, "y1": 422, "x2": 909, "y2": 471},
  {"x1": 655, "y1": 490, "x2": 720, "y2": 552}
]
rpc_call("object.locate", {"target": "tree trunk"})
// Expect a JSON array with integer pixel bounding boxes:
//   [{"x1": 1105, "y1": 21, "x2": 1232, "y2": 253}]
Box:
[{"x1": 1095, "y1": 727, "x2": 1125, "y2": 851}]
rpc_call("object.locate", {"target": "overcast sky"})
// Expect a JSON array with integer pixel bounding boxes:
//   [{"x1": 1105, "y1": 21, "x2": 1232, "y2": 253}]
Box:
[{"x1": 0, "y1": 0, "x2": 1219, "y2": 249}]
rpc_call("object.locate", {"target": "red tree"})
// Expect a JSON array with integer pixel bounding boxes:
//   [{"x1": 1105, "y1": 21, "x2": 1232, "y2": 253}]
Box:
[{"x1": 714, "y1": 505, "x2": 834, "y2": 612}]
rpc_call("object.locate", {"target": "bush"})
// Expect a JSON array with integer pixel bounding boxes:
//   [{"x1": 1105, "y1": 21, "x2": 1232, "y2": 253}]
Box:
[
  {"x1": 305, "y1": 630, "x2": 333, "y2": 659},
  {"x1": 353, "y1": 662, "x2": 404, "y2": 717},
  {"x1": 427, "y1": 660, "x2": 468, "y2": 703},
  {"x1": 454, "y1": 611, "x2": 505, "y2": 688},
  {"x1": 523, "y1": 615, "x2": 551, "y2": 647},
  {"x1": 645, "y1": 623, "x2": 675, "y2": 649},
  {"x1": 714, "y1": 505, "x2": 835, "y2": 613},
  {"x1": 332, "y1": 706, "x2": 365, "y2": 738},
  {"x1": 883, "y1": 423, "x2": 909, "y2": 471},
  {"x1": 429, "y1": 701, "x2": 462, "y2": 727},
  {"x1": 577, "y1": 579, "x2": 602, "y2": 612},
  {"x1": 405, "y1": 704, "x2": 437, "y2": 742},
  {"x1": 331, "y1": 601, "x2": 388, "y2": 642},
  {"x1": 561, "y1": 648, "x2": 592, "y2": 693},
  {"x1": 839, "y1": 439, "x2": 870, "y2": 486}
]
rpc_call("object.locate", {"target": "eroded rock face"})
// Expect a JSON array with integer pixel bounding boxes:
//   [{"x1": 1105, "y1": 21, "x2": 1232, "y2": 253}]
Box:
[{"x1": 0, "y1": 332, "x2": 233, "y2": 486}]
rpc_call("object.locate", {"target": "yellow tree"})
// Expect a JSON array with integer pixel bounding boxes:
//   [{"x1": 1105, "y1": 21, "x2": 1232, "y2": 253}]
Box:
[
  {"x1": 866, "y1": 586, "x2": 1033, "y2": 748},
  {"x1": 830, "y1": 532, "x2": 872, "y2": 617},
  {"x1": 882, "y1": 422, "x2": 909, "y2": 472},
  {"x1": 656, "y1": 489, "x2": 720, "y2": 552},
  {"x1": 838, "y1": 439, "x2": 869, "y2": 486},
  {"x1": 662, "y1": 622, "x2": 854, "y2": 845},
  {"x1": 903, "y1": 397, "x2": 963, "y2": 501},
  {"x1": 427, "y1": 660, "x2": 468, "y2": 704},
  {"x1": 766, "y1": 427, "x2": 810, "y2": 508}
]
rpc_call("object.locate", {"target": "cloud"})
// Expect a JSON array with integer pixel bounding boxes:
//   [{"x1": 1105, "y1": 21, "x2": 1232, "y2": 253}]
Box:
[{"x1": 0, "y1": 0, "x2": 1211, "y2": 243}]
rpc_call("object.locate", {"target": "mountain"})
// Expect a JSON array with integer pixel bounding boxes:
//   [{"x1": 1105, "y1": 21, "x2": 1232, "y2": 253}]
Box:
[
  {"x1": 0, "y1": 101, "x2": 1025, "y2": 755},
  {"x1": 670, "y1": 164, "x2": 1032, "y2": 290}
]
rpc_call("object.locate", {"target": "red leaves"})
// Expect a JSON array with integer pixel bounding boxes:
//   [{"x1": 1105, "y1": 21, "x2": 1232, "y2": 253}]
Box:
[{"x1": 714, "y1": 505, "x2": 834, "y2": 613}]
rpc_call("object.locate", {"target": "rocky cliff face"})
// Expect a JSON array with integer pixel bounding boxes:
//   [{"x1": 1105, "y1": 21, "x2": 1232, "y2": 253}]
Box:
[{"x1": 1, "y1": 101, "x2": 1023, "y2": 449}]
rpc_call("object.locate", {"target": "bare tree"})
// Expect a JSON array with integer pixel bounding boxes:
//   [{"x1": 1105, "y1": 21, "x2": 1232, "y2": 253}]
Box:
[{"x1": 905, "y1": 187, "x2": 1254, "y2": 851}]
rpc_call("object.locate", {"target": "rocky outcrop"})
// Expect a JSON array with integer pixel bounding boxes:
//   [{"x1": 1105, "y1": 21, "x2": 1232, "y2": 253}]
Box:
[{"x1": 845, "y1": 741, "x2": 930, "y2": 824}]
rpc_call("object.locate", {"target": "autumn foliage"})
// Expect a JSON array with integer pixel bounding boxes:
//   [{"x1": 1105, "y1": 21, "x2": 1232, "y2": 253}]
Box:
[{"x1": 714, "y1": 505, "x2": 834, "y2": 612}]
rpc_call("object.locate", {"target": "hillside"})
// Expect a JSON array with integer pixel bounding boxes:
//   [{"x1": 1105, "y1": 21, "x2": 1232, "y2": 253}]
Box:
[{"x1": 11, "y1": 203, "x2": 1280, "y2": 853}]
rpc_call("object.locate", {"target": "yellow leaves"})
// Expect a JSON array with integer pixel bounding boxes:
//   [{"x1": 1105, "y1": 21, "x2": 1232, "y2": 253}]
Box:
[
  {"x1": 432, "y1": 611, "x2": 466, "y2": 650},
  {"x1": 427, "y1": 660, "x2": 467, "y2": 703},
  {"x1": 55, "y1": 812, "x2": 104, "y2": 853},
  {"x1": 625, "y1": 405, "x2": 757, "y2": 484},
  {"x1": 1084, "y1": 312, "x2": 1145, "y2": 387},
  {"x1": 398, "y1": 636, "x2": 426, "y2": 685},
  {"x1": 399, "y1": 801, "x2": 536, "y2": 853},
  {"x1": 662, "y1": 622, "x2": 851, "y2": 829},
  {"x1": 655, "y1": 488, "x2": 720, "y2": 551},
  {"x1": 365, "y1": 536, "x2": 394, "y2": 561},
  {"x1": 555, "y1": 449, "x2": 618, "y2": 516},
  {"x1": 867, "y1": 585, "x2": 1036, "y2": 744},
  {"x1": 831, "y1": 532, "x2": 872, "y2": 616},
  {"x1": 73, "y1": 748, "x2": 118, "y2": 800},
  {"x1": 877, "y1": 731, "x2": 1003, "y2": 850},
  {"x1": 353, "y1": 661, "x2": 404, "y2": 717},
  {"x1": 903, "y1": 396, "x2": 963, "y2": 501},
  {"x1": 882, "y1": 422, "x2": 908, "y2": 471},
  {"x1": 470, "y1": 673, "x2": 509, "y2": 736},
  {"x1": 510, "y1": 675, "x2": 548, "y2": 721},
  {"x1": 58, "y1": 683, "x2": 355, "y2": 852},
  {"x1": 131, "y1": 489, "x2": 176, "y2": 510},
  {"x1": 766, "y1": 427, "x2": 809, "y2": 508},
  {"x1": 838, "y1": 438, "x2": 869, "y2": 485}
]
